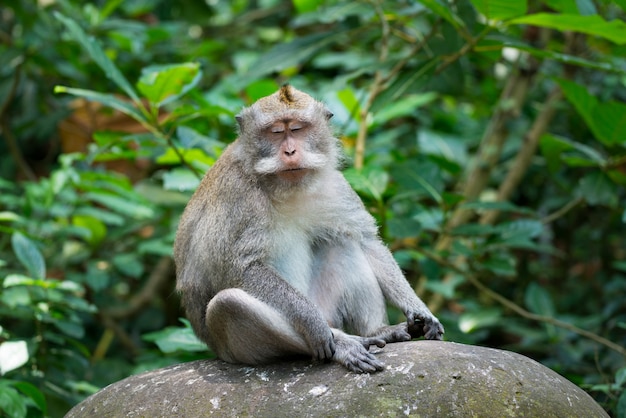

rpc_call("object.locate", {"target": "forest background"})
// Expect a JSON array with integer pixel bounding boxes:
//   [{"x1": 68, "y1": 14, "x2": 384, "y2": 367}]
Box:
[{"x1": 1, "y1": 0, "x2": 626, "y2": 416}]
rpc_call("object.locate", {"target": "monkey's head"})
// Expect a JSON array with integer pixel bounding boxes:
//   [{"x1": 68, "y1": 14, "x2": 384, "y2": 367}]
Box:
[{"x1": 233, "y1": 85, "x2": 339, "y2": 188}]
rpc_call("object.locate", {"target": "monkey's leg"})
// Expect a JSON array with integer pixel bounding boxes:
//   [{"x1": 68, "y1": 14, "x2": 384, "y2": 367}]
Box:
[
  {"x1": 363, "y1": 239, "x2": 445, "y2": 340},
  {"x1": 205, "y1": 288, "x2": 309, "y2": 365}
]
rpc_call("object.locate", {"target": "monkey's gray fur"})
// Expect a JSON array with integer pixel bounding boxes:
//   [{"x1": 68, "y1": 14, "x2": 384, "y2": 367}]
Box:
[{"x1": 174, "y1": 85, "x2": 444, "y2": 373}]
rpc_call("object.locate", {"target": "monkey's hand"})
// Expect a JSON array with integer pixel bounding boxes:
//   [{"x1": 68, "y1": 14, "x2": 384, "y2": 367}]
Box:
[
  {"x1": 332, "y1": 334, "x2": 385, "y2": 373},
  {"x1": 406, "y1": 311, "x2": 445, "y2": 340},
  {"x1": 306, "y1": 326, "x2": 336, "y2": 361}
]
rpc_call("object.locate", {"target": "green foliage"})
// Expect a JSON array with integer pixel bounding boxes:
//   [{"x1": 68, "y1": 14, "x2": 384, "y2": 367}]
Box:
[{"x1": 1, "y1": 0, "x2": 626, "y2": 416}]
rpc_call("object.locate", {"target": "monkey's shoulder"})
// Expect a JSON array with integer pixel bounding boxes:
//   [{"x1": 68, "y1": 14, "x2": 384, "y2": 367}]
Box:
[{"x1": 195, "y1": 151, "x2": 270, "y2": 207}]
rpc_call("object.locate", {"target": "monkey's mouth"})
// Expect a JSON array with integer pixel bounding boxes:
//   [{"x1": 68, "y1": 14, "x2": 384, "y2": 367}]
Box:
[{"x1": 279, "y1": 167, "x2": 309, "y2": 181}]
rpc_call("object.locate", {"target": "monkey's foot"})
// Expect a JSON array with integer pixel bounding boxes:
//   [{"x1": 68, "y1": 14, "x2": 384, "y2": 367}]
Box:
[{"x1": 332, "y1": 334, "x2": 385, "y2": 373}]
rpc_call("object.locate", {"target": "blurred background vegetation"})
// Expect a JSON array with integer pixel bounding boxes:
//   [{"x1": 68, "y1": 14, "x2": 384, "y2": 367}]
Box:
[{"x1": 1, "y1": 0, "x2": 626, "y2": 416}]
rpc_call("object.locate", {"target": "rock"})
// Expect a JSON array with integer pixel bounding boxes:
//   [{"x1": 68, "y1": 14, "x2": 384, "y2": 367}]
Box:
[{"x1": 66, "y1": 341, "x2": 608, "y2": 417}]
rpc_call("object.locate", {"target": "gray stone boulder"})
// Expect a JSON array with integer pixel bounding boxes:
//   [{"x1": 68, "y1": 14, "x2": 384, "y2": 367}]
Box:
[{"x1": 66, "y1": 341, "x2": 608, "y2": 417}]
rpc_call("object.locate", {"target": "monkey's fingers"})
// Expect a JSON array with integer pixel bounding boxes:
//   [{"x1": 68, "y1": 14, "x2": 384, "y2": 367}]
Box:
[
  {"x1": 312, "y1": 339, "x2": 336, "y2": 360},
  {"x1": 361, "y1": 337, "x2": 386, "y2": 349},
  {"x1": 423, "y1": 320, "x2": 445, "y2": 340},
  {"x1": 340, "y1": 350, "x2": 385, "y2": 373}
]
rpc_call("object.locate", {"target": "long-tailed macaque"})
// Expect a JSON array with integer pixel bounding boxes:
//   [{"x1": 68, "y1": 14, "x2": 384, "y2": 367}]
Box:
[{"x1": 174, "y1": 85, "x2": 444, "y2": 373}]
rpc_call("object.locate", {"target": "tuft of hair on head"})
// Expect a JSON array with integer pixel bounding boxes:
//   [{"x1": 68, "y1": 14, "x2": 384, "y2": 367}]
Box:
[{"x1": 278, "y1": 84, "x2": 295, "y2": 106}]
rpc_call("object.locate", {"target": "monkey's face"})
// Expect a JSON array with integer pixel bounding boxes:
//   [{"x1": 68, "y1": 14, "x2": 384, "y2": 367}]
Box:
[
  {"x1": 234, "y1": 86, "x2": 340, "y2": 188},
  {"x1": 254, "y1": 118, "x2": 319, "y2": 183}
]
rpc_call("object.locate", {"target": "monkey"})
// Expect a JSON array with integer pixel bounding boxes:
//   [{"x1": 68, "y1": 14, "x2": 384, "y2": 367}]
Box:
[{"x1": 173, "y1": 85, "x2": 444, "y2": 373}]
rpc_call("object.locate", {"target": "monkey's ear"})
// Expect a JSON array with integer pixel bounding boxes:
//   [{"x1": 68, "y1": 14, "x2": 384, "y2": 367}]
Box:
[
  {"x1": 235, "y1": 114, "x2": 244, "y2": 132},
  {"x1": 325, "y1": 109, "x2": 334, "y2": 120}
]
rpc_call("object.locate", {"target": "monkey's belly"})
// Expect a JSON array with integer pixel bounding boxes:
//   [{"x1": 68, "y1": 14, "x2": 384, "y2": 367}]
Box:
[{"x1": 308, "y1": 242, "x2": 387, "y2": 334}]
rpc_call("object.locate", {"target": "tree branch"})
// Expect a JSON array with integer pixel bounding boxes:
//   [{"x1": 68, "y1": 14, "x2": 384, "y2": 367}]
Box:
[
  {"x1": 0, "y1": 65, "x2": 37, "y2": 181},
  {"x1": 353, "y1": 8, "x2": 440, "y2": 170},
  {"x1": 418, "y1": 248, "x2": 626, "y2": 358},
  {"x1": 103, "y1": 256, "x2": 174, "y2": 319},
  {"x1": 479, "y1": 88, "x2": 563, "y2": 225}
]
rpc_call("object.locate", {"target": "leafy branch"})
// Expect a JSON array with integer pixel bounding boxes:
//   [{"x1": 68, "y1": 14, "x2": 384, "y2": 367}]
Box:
[
  {"x1": 354, "y1": 3, "x2": 440, "y2": 170},
  {"x1": 53, "y1": 13, "x2": 204, "y2": 179},
  {"x1": 419, "y1": 248, "x2": 626, "y2": 358}
]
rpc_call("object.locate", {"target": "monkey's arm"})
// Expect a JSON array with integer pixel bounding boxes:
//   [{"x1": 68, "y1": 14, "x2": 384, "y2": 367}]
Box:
[
  {"x1": 363, "y1": 240, "x2": 444, "y2": 340},
  {"x1": 240, "y1": 262, "x2": 336, "y2": 360}
]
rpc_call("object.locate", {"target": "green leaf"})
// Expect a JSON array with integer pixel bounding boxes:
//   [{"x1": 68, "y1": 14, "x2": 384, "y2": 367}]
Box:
[
  {"x1": 540, "y1": 134, "x2": 607, "y2": 172},
  {"x1": 0, "y1": 385, "x2": 27, "y2": 418},
  {"x1": 72, "y1": 215, "x2": 107, "y2": 246},
  {"x1": 0, "y1": 340, "x2": 29, "y2": 374},
  {"x1": 371, "y1": 59, "x2": 438, "y2": 112},
  {"x1": 524, "y1": 282, "x2": 555, "y2": 317},
  {"x1": 52, "y1": 319, "x2": 85, "y2": 339},
  {"x1": 425, "y1": 274, "x2": 465, "y2": 299},
  {"x1": 480, "y1": 254, "x2": 517, "y2": 277},
  {"x1": 591, "y1": 102, "x2": 626, "y2": 145},
  {"x1": 156, "y1": 148, "x2": 214, "y2": 167},
  {"x1": 420, "y1": 0, "x2": 466, "y2": 30},
  {"x1": 617, "y1": 391, "x2": 626, "y2": 418},
  {"x1": 12, "y1": 381, "x2": 46, "y2": 414},
  {"x1": 0, "y1": 211, "x2": 20, "y2": 222},
  {"x1": 137, "y1": 62, "x2": 201, "y2": 107},
  {"x1": 143, "y1": 325, "x2": 206, "y2": 353},
  {"x1": 163, "y1": 168, "x2": 201, "y2": 192},
  {"x1": 0, "y1": 287, "x2": 31, "y2": 308},
  {"x1": 498, "y1": 40, "x2": 623, "y2": 73},
  {"x1": 496, "y1": 219, "x2": 544, "y2": 240},
  {"x1": 112, "y1": 253, "x2": 144, "y2": 278},
  {"x1": 293, "y1": 2, "x2": 374, "y2": 25},
  {"x1": 138, "y1": 239, "x2": 173, "y2": 256},
  {"x1": 615, "y1": 367, "x2": 626, "y2": 387},
  {"x1": 54, "y1": 12, "x2": 140, "y2": 102},
  {"x1": 74, "y1": 207, "x2": 125, "y2": 226},
  {"x1": 292, "y1": 0, "x2": 318, "y2": 14},
  {"x1": 245, "y1": 79, "x2": 280, "y2": 101},
  {"x1": 460, "y1": 200, "x2": 535, "y2": 216},
  {"x1": 248, "y1": 31, "x2": 345, "y2": 77},
  {"x1": 578, "y1": 172, "x2": 618, "y2": 207},
  {"x1": 510, "y1": 13, "x2": 626, "y2": 45},
  {"x1": 418, "y1": 130, "x2": 468, "y2": 169},
  {"x1": 470, "y1": 0, "x2": 528, "y2": 20},
  {"x1": 54, "y1": 86, "x2": 146, "y2": 125},
  {"x1": 373, "y1": 93, "x2": 438, "y2": 126},
  {"x1": 387, "y1": 218, "x2": 422, "y2": 239},
  {"x1": 459, "y1": 308, "x2": 502, "y2": 333},
  {"x1": 336, "y1": 87, "x2": 361, "y2": 122},
  {"x1": 176, "y1": 126, "x2": 224, "y2": 157},
  {"x1": 543, "y1": 0, "x2": 580, "y2": 13},
  {"x1": 84, "y1": 262, "x2": 111, "y2": 292},
  {"x1": 575, "y1": 0, "x2": 597, "y2": 15},
  {"x1": 451, "y1": 223, "x2": 497, "y2": 236},
  {"x1": 11, "y1": 233, "x2": 45, "y2": 280},
  {"x1": 343, "y1": 167, "x2": 389, "y2": 203},
  {"x1": 83, "y1": 191, "x2": 155, "y2": 219},
  {"x1": 557, "y1": 79, "x2": 626, "y2": 146},
  {"x1": 390, "y1": 160, "x2": 444, "y2": 204}
]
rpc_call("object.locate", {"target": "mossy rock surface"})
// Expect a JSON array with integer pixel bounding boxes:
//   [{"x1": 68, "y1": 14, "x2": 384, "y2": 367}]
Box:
[{"x1": 66, "y1": 341, "x2": 608, "y2": 417}]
